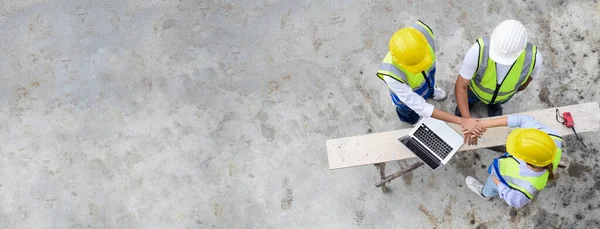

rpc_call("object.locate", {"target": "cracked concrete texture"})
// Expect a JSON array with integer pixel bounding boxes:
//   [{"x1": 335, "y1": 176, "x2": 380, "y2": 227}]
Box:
[{"x1": 0, "y1": 0, "x2": 599, "y2": 228}]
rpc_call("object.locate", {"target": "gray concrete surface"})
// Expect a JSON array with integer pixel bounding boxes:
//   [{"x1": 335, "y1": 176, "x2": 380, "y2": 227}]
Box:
[{"x1": 0, "y1": 0, "x2": 599, "y2": 228}]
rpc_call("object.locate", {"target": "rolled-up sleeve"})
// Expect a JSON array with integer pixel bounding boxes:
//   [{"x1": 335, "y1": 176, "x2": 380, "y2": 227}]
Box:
[{"x1": 497, "y1": 182, "x2": 531, "y2": 208}]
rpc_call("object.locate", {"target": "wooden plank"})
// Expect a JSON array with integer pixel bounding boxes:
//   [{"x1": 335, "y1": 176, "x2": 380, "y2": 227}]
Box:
[{"x1": 327, "y1": 102, "x2": 600, "y2": 170}]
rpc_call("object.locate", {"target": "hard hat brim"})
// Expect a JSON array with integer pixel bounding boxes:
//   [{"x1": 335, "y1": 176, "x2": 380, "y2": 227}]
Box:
[
  {"x1": 506, "y1": 128, "x2": 556, "y2": 167},
  {"x1": 489, "y1": 45, "x2": 521, "y2": 65},
  {"x1": 398, "y1": 50, "x2": 433, "y2": 74},
  {"x1": 506, "y1": 128, "x2": 526, "y2": 156}
]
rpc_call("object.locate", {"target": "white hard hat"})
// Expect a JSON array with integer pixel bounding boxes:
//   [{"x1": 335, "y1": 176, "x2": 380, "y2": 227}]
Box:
[{"x1": 489, "y1": 20, "x2": 528, "y2": 65}]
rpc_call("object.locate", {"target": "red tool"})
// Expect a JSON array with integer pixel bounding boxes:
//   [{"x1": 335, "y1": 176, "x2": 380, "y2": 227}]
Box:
[
  {"x1": 556, "y1": 109, "x2": 586, "y2": 147},
  {"x1": 562, "y1": 112, "x2": 574, "y2": 127}
]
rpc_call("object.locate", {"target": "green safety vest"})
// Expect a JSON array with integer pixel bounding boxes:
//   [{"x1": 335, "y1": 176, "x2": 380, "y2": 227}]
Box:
[
  {"x1": 469, "y1": 36, "x2": 537, "y2": 104},
  {"x1": 497, "y1": 135, "x2": 563, "y2": 199},
  {"x1": 376, "y1": 21, "x2": 437, "y2": 97}
]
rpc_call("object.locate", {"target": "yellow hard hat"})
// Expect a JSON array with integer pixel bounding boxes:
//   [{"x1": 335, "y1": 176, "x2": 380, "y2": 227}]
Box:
[
  {"x1": 506, "y1": 128, "x2": 556, "y2": 167},
  {"x1": 389, "y1": 27, "x2": 432, "y2": 74}
]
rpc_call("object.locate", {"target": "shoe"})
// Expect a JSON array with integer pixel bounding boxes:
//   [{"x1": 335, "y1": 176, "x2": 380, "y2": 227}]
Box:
[
  {"x1": 432, "y1": 87, "x2": 447, "y2": 101},
  {"x1": 465, "y1": 176, "x2": 491, "y2": 200},
  {"x1": 488, "y1": 104, "x2": 503, "y2": 117}
]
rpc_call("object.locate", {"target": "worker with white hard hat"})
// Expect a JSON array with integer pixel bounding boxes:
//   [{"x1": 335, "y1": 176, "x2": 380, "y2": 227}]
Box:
[
  {"x1": 465, "y1": 114, "x2": 563, "y2": 208},
  {"x1": 377, "y1": 20, "x2": 485, "y2": 136},
  {"x1": 454, "y1": 19, "x2": 543, "y2": 119}
]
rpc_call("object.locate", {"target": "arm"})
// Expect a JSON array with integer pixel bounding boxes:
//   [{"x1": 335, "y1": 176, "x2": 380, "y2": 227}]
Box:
[
  {"x1": 455, "y1": 43, "x2": 480, "y2": 118},
  {"x1": 508, "y1": 114, "x2": 562, "y2": 149},
  {"x1": 492, "y1": 176, "x2": 531, "y2": 208},
  {"x1": 431, "y1": 109, "x2": 485, "y2": 136},
  {"x1": 481, "y1": 116, "x2": 508, "y2": 128},
  {"x1": 384, "y1": 76, "x2": 485, "y2": 137},
  {"x1": 384, "y1": 76, "x2": 435, "y2": 118},
  {"x1": 455, "y1": 75, "x2": 472, "y2": 118},
  {"x1": 431, "y1": 108, "x2": 463, "y2": 124},
  {"x1": 507, "y1": 114, "x2": 559, "y2": 136},
  {"x1": 464, "y1": 116, "x2": 507, "y2": 143},
  {"x1": 473, "y1": 115, "x2": 563, "y2": 149},
  {"x1": 479, "y1": 114, "x2": 557, "y2": 134}
]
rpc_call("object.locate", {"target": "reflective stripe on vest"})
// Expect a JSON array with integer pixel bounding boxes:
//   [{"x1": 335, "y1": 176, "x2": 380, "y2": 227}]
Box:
[
  {"x1": 549, "y1": 135, "x2": 563, "y2": 171},
  {"x1": 469, "y1": 36, "x2": 537, "y2": 104},
  {"x1": 376, "y1": 21, "x2": 436, "y2": 97},
  {"x1": 498, "y1": 156, "x2": 547, "y2": 199}
]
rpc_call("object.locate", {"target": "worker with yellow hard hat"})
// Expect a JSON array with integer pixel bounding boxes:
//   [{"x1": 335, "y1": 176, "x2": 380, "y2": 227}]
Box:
[
  {"x1": 377, "y1": 21, "x2": 485, "y2": 135},
  {"x1": 465, "y1": 114, "x2": 563, "y2": 208}
]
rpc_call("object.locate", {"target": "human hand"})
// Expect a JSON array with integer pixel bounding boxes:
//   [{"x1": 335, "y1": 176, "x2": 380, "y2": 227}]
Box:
[
  {"x1": 463, "y1": 132, "x2": 480, "y2": 145},
  {"x1": 460, "y1": 118, "x2": 486, "y2": 136}
]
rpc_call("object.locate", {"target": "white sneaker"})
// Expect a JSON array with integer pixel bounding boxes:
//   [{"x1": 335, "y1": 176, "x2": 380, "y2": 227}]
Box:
[
  {"x1": 432, "y1": 87, "x2": 447, "y2": 101},
  {"x1": 465, "y1": 176, "x2": 490, "y2": 200}
]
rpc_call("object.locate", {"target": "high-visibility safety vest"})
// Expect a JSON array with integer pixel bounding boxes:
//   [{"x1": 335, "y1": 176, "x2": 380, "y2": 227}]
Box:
[
  {"x1": 469, "y1": 36, "x2": 537, "y2": 104},
  {"x1": 376, "y1": 21, "x2": 436, "y2": 98},
  {"x1": 490, "y1": 135, "x2": 563, "y2": 199}
]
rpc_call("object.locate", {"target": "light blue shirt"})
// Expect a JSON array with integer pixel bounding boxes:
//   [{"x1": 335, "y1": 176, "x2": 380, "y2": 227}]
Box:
[{"x1": 490, "y1": 114, "x2": 563, "y2": 208}]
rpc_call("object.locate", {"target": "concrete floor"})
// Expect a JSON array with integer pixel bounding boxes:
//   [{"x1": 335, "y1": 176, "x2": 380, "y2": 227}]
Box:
[{"x1": 0, "y1": 0, "x2": 599, "y2": 228}]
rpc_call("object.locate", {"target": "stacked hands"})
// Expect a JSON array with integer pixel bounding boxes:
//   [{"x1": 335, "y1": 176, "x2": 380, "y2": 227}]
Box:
[{"x1": 459, "y1": 118, "x2": 487, "y2": 145}]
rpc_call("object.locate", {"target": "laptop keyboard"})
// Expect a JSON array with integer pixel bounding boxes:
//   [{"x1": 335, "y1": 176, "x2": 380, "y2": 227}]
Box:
[
  {"x1": 405, "y1": 138, "x2": 441, "y2": 169},
  {"x1": 413, "y1": 125, "x2": 453, "y2": 159}
]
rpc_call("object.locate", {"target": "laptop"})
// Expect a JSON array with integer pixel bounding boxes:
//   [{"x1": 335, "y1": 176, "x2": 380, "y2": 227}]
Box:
[{"x1": 397, "y1": 117, "x2": 464, "y2": 170}]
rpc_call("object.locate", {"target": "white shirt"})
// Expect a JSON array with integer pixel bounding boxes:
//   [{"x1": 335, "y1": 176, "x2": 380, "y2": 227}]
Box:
[
  {"x1": 459, "y1": 43, "x2": 543, "y2": 82},
  {"x1": 383, "y1": 76, "x2": 435, "y2": 117}
]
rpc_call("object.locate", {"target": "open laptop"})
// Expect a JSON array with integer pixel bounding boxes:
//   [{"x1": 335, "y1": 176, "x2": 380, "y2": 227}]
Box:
[{"x1": 397, "y1": 117, "x2": 464, "y2": 170}]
